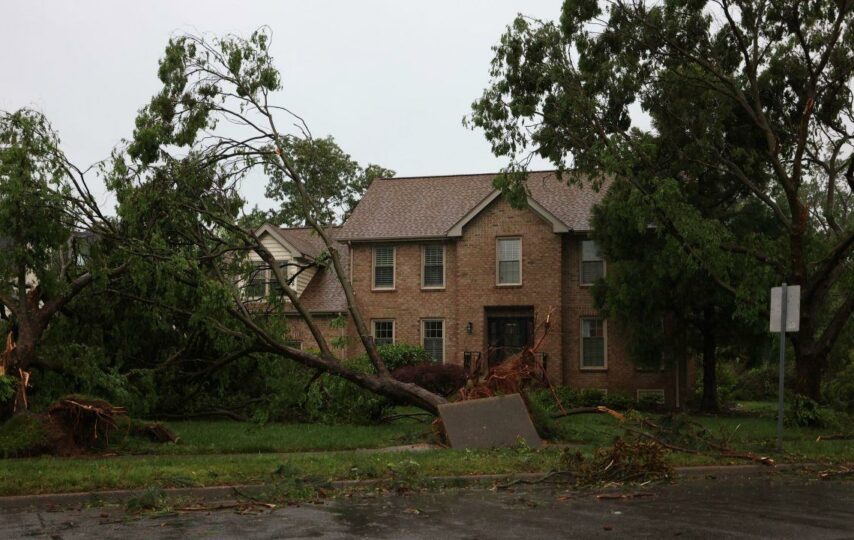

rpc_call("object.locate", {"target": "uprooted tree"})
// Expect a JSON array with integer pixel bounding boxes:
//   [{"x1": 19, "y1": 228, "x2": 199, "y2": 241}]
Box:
[
  {"x1": 468, "y1": 0, "x2": 854, "y2": 399},
  {"x1": 0, "y1": 109, "x2": 125, "y2": 419},
  {"x1": 107, "y1": 29, "x2": 448, "y2": 414}
]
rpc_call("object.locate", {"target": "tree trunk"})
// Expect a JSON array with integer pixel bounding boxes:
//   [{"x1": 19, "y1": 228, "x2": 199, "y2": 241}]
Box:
[
  {"x1": 700, "y1": 315, "x2": 718, "y2": 413},
  {"x1": 793, "y1": 349, "x2": 823, "y2": 401},
  {"x1": 0, "y1": 321, "x2": 38, "y2": 422}
]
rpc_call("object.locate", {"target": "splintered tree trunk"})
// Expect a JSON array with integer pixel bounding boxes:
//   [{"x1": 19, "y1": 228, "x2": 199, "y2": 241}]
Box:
[{"x1": 0, "y1": 322, "x2": 38, "y2": 422}]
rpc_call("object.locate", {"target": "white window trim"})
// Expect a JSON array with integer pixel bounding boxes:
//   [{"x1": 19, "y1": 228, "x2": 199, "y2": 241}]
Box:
[
  {"x1": 579, "y1": 317, "x2": 608, "y2": 371},
  {"x1": 636, "y1": 389, "x2": 665, "y2": 401},
  {"x1": 421, "y1": 318, "x2": 446, "y2": 364},
  {"x1": 371, "y1": 319, "x2": 396, "y2": 345},
  {"x1": 372, "y1": 246, "x2": 396, "y2": 290},
  {"x1": 579, "y1": 239, "x2": 606, "y2": 287},
  {"x1": 495, "y1": 236, "x2": 523, "y2": 286},
  {"x1": 421, "y1": 244, "x2": 446, "y2": 290}
]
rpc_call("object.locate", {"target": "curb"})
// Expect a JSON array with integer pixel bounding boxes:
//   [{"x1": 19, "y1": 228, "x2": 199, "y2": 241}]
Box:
[{"x1": 0, "y1": 463, "x2": 813, "y2": 511}]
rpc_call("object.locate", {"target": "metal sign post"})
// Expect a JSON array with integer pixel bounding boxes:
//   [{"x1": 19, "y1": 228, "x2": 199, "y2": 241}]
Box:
[
  {"x1": 770, "y1": 284, "x2": 800, "y2": 452},
  {"x1": 776, "y1": 284, "x2": 787, "y2": 452}
]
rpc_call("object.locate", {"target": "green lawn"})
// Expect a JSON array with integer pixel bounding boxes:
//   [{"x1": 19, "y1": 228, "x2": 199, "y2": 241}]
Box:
[
  {"x1": 0, "y1": 447, "x2": 560, "y2": 496},
  {"x1": 0, "y1": 402, "x2": 850, "y2": 497},
  {"x1": 119, "y1": 419, "x2": 429, "y2": 455}
]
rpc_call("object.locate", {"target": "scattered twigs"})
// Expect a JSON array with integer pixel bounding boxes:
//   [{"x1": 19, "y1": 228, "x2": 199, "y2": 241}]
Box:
[
  {"x1": 816, "y1": 433, "x2": 854, "y2": 441},
  {"x1": 552, "y1": 406, "x2": 625, "y2": 421},
  {"x1": 495, "y1": 470, "x2": 574, "y2": 489},
  {"x1": 818, "y1": 465, "x2": 854, "y2": 480}
]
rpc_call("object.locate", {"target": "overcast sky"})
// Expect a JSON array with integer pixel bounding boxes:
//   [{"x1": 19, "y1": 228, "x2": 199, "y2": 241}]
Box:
[{"x1": 1, "y1": 0, "x2": 559, "y2": 211}]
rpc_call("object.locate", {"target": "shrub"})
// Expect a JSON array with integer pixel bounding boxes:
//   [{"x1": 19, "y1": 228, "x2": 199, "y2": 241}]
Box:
[
  {"x1": 785, "y1": 394, "x2": 838, "y2": 429},
  {"x1": 375, "y1": 344, "x2": 431, "y2": 372},
  {"x1": 824, "y1": 363, "x2": 854, "y2": 414},
  {"x1": 391, "y1": 363, "x2": 466, "y2": 397},
  {"x1": 304, "y1": 356, "x2": 389, "y2": 425},
  {"x1": 0, "y1": 413, "x2": 51, "y2": 458}
]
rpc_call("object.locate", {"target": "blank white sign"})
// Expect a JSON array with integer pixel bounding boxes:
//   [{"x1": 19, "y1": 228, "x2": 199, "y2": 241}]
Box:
[{"x1": 770, "y1": 285, "x2": 800, "y2": 332}]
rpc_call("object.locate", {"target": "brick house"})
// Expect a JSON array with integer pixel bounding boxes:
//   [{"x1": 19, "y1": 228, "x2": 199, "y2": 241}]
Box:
[{"x1": 252, "y1": 171, "x2": 690, "y2": 408}]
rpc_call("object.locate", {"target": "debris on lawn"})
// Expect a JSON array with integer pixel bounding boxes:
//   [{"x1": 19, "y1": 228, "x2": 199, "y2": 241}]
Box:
[
  {"x1": 626, "y1": 415, "x2": 775, "y2": 466},
  {"x1": 816, "y1": 433, "x2": 854, "y2": 442},
  {"x1": 1, "y1": 395, "x2": 178, "y2": 457},
  {"x1": 817, "y1": 464, "x2": 854, "y2": 480},
  {"x1": 131, "y1": 422, "x2": 179, "y2": 444},
  {"x1": 560, "y1": 437, "x2": 674, "y2": 486},
  {"x1": 48, "y1": 396, "x2": 127, "y2": 449}
]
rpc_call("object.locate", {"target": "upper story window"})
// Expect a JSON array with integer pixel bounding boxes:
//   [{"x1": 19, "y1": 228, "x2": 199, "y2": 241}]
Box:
[
  {"x1": 373, "y1": 246, "x2": 395, "y2": 289},
  {"x1": 422, "y1": 244, "x2": 445, "y2": 288},
  {"x1": 580, "y1": 240, "x2": 604, "y2": 285},
  {"x1": 245, "y1": 260, "x2": 289, "y2": 299},
  {"x1": 496, "y1": 237, "x2": 522, "y2": 285},
  {"x1": 372, "y1": 319, "x2": 395, "y2": 346},
  {"x1": 580, "y1": 318, "x2": 606, "y2": 369},
  {"x1": 246, "y1": 262, "x2": 268, "y2": 299}
]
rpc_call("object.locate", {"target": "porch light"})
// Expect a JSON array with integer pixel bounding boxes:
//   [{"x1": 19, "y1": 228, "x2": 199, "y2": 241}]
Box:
[{"x1": 466, "y1": 322, "x2": 473, "y2": 334}]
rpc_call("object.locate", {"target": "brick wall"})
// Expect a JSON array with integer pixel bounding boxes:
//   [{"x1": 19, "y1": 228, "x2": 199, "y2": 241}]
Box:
[
  {"x1": 342, "y1": 194, "x2": 687, "y2": 407},
  {"x1": 560, "y1": 234, "x2": 681, "y2": 406}
]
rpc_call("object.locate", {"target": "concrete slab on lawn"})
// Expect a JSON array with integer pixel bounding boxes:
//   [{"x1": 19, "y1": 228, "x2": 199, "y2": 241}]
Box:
[{"x1": 439, "y1": 394, "x2": 542, "y2": 449}]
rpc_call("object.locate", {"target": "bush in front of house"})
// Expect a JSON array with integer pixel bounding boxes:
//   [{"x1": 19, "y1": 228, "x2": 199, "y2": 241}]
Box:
[
  {"x1": 303, "y1": 345, "x2": 433, "y2": 424},
  {"x1": 390, "y1": 363, "x2": 466, "y2": 397}
]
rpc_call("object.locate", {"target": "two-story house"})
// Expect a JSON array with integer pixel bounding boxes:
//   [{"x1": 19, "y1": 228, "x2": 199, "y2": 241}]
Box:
[{"x1": 256, "y1": 171, "x2": 690, "y2": 407}]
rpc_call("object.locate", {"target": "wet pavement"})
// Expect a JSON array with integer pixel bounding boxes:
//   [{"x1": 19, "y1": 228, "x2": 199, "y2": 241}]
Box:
[{"x1": 2, "y1": 474, "x2": 853, "y2": 539}]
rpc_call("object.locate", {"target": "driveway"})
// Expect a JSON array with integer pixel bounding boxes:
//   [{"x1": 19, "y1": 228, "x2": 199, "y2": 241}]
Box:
[{"x1": 2, "y1": 474, "x2": 853, "y2": 539}]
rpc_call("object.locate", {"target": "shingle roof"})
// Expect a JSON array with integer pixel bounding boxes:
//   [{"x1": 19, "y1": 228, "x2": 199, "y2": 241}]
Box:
[
  {"x1": 276, "y1": 227, "x2": 333, "y2": 260},
  {"x1": 280, "y1": 229, "x2": 349, "y2": 313},
  {"x1": 294, "y1": 241, "x2": 349, "y2": 313},
  {"x1": 337, "y1": 171, "x2": 607, "y2": 241}
]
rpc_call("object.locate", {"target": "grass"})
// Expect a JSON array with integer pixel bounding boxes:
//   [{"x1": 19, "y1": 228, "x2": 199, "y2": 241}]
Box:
[
  {"x1": 0, "y1": 447, "x2": 559, "y2": 496},
  {"x1": 0, "y1": 401, "x2": 850, "y2": 496},
  {"x1": 118, "y1": 419, "x2": 429, "y2": 455}
]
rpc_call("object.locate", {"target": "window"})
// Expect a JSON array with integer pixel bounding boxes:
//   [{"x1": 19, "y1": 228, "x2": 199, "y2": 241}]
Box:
[
  {"x1": 581, "y1": 318, "x2": 606, "y2": 369},
  {"x1": 422, "y1": 319, "x2": 445, "y2": 363},
  {"x1": 246, "y1": 262, "x2": 268, "y2": 299},
  {"x1": 373, "y1": 246, "x2": 395, "y2": 289},
  {"x1": 580, "y1": 240, "x2": 604, "y2": 285},
  {"x1": 246, "y1": 260, "x2": 288, "y2": 299},
  {"x1": 422, "y1": 244, "x2": 445, "y2": 288},
  {"x1": 269, "y1": 261, "x2": 289, "y2": 297},
  {"x1": 372, "y1": 320, "x2": 395, "y2": 346},
  {"x1": 496, "y1": 237, "x2": 522, "y2": 285},
  {"x1": 284, "y1": 340, "x2": 303, "y2": 350}
]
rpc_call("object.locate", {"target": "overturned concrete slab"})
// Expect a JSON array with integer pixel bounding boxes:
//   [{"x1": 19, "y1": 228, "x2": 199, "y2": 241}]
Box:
[{"x1": 438, "y1": 394, "x2": 543, "y2": 449}]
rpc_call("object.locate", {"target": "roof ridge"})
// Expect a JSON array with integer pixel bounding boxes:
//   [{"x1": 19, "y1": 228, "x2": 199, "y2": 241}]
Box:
[{"x1": 376, "y1": 169, "x2": 559, "y2": 181}]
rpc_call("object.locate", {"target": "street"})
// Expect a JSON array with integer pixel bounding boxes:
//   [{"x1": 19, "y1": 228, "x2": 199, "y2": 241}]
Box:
[{"x1": 2, "y1": 474, "x2": 853, "y2": 539}]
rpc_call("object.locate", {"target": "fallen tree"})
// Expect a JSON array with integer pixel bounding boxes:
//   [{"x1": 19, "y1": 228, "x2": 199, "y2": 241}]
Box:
[{"x1": 107, "y1": 29, "x2": 448, "y2": 414}]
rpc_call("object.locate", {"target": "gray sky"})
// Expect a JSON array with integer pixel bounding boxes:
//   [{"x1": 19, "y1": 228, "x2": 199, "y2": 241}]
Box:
[{"x1": 1, "y1": 0, "x2": 558, "y2": 211}]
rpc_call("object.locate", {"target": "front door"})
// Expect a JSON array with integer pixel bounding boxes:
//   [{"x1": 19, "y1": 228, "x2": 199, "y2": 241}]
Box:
[{"x1": 487, "y1": 316, "x2": 534, "y2": 366}]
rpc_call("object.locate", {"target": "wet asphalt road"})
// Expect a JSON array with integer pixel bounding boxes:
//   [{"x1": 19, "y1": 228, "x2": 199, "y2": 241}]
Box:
[{"x1": 2, "y1": 475, "x2": 853, "y2": 539}]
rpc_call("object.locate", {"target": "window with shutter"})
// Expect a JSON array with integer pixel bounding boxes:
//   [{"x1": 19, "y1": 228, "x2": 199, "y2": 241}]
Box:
[
  {"x1": 373, "y1": 246, "x2": 395, "y2": 289},
  {"x1": 422, "y1": 244, "x2": 445, "y2": 288},
  {"x1": 496, "y1": 237, "x2": 522, "y2": 285},
  {"x1": 422, "y1": 319, "x2": 444, "y2": 362}
]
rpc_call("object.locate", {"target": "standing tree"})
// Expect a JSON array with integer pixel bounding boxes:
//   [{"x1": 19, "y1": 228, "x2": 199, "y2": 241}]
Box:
[
  {"x1": 0, "y1": 109, "x2": 123, "y2": 417},
  {"x1": 264, "y1": 136, "x2": 393, "y2": 226},
  {"x1": 468, "y1": 0, "x2": 854, "y2": 399},
  {"x1": 109, "y1": 30, "x2": 446, "y2": 413}
]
